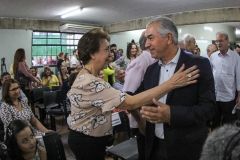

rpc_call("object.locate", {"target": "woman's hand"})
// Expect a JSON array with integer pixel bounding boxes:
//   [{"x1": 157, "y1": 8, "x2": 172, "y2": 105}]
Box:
[
  {"x1": 38, "y1": 145, "x2": 47, "y2": 160},
  {"x1": 47, "y1": 76, "x2": 52, "y2": 81},
  {"x1": 169, "y1": 64, "x2": 200, "y2": 89}
]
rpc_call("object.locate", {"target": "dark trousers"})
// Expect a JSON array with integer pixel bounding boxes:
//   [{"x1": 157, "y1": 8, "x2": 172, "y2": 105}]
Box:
[
  {"x1": 212, "y1": 100, "x2": 237, "y2": 130},
  {"x1": 149, "y1": 136, "x2": 167, "y2": 160},
  {"x1": 131, "y1": 128, "x2": 145, "y2": 160},
  {"x1": 68, "y1": 130, "x2": 111, "y2": 160}
]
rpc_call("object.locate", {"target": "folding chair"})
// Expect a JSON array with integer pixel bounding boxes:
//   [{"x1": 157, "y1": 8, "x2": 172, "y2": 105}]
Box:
[
  {"x1": 43, "y1": 132, "x2": 66, "y2": 160},
  {"x1": 52, "y1": 85, "x2": 62, "y2": 91},
  {"x1": 36, "y1": 91, "x2": 59, "y2": 124},
  {"x1": 106, "y1": 138, "x2": 138, "y2": 160},
  {"x1": 31, "y1": 87, "x2": 51, "y2": 115}
]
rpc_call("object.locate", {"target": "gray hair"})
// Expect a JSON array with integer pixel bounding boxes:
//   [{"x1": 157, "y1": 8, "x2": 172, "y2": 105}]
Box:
[
  {"x1": 115, "y1": 67, "x2": 124, "y2": 77},
  {"x1": 139, "y1": 30, "x2": 147, "y2": 50},
  {"x1": 216, "y1": 31, "x2": 229, "y2": 40},
  {"x1": 182, "y1": 34, "x2": 195, "y2": 46},
  {"x1": 146, "y1": 17, "x2": 178, "y2": 45},
  {"x1": 206, "y1": 44, "x2": 212, "y2": 52}
]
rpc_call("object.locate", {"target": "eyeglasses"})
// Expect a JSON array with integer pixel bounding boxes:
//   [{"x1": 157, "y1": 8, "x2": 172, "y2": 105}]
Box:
[
  {"x1": 215, "y1": 39, "x2": 226, "y2": 44},
  {"x1": 9, "y1": 86, "x2": 20, "y2": 92}
]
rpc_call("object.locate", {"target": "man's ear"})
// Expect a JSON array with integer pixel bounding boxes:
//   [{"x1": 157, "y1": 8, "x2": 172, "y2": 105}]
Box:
[{"x1": 167, "y1": 33, "x2": 173, "y2": 45}]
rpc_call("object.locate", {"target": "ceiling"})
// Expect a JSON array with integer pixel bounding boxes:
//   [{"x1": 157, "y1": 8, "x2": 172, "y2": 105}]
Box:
[{"x1": 0, "y1": 0, "x2": 239, "y2": 25}]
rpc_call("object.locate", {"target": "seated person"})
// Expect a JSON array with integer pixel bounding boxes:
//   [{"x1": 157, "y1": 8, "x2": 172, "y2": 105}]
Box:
[
  {"x1": 0, "y1": 72, "x2": 27, "y2": 105},
  {"x1": 41, "y1": 65, "x2": 54, "y2": 78},
  {"x1": 113, "y1": 68, "x2": 125, "y2": 91},
  {"x1": 30, "y1": 67, "x2": 42, "y2": 88},
  {"x1": 0, "y1": 79, "x2": 51, "y2": 140},
  {"x1": 97, "y1": 70, "x2": 105, "y2": 80},
  {"x1": 5, "y1": 120, "x2": 47, "y2": 160},
  {"x1": 41, "y1": 67, "x2": 59, "y2": 89}
]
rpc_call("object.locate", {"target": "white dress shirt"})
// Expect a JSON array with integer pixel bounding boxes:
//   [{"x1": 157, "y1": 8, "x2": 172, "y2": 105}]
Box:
[
  {"x1": 210, "y1": 49, "x2": 240, "y2": 102},
  {"x1": 155, "y1": 48, "x2": 181, "y2": 139}
]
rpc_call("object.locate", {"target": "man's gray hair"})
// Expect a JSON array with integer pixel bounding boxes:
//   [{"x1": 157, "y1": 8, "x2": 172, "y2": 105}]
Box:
[
  {"x1": 139, "y1": 30, "x2": 146, "y2": 50},
  {"x1": 146, "y1": 16, "x2": 178, "y2": 45},
  {"x1": 182, "y1": 34, "x2": 195, "y2": 46},
  {"x1": 216, "y1": 31, "x2": 229, "y2": 40},
  {"x1": 206, "y1": 44, "x2": 212, "y2": 52},
  {"x1": 115, "y1": 67, "x2": 124, "y2": 77}
]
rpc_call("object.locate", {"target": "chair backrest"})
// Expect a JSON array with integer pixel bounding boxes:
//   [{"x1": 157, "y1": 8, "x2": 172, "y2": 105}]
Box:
[
  {"x1": 43, "y1": 132, "x2": 66, "y2": 160},
  {"x1": 33, "y1": 87, "x2": 51, "y2": 102},
  {"x1": 113, "y1": 111, "x2": 130, "y2": 134},
  {"x1": 52, "y1": 85, "x2": 62, "y2": 91},
  {"x1": 43, "y1": 91, "x2": 57, "y2": 108}
]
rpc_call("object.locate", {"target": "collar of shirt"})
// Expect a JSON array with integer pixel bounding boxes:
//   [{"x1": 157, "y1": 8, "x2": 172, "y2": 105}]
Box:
[
  {"x1": 116, "y1": 79, "x2": 124, "y2": 85},
  {"x1": 218, "y1": 48, "x2": 230, "y2": 57},
  {"x1": 158, "y1": 47, "x2": 181, "y2": 66}
]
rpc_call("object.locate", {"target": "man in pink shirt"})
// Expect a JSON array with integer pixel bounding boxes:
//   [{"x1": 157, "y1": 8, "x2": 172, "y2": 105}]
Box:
[{"x1": 122, "y1": 30, "x2": 156, "y2": 160}]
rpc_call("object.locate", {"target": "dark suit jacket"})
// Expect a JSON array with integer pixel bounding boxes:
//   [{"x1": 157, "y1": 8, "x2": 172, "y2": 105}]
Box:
[{"x1": 135, "y1": 50, "x2": 216, "y2": 160}]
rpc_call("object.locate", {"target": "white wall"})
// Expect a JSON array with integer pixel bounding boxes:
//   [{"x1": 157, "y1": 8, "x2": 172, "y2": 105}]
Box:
[
  {"x1": 109, "y1": 23, "x2": 237, "y2": 57},
  {"x1": 0, "y1": 29, "x2": 32, "y2": 74}
]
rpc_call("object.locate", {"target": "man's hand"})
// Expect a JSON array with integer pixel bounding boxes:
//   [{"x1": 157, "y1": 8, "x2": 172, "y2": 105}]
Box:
[{"x1": 140, "y1": 98, "x2": 171, "y2": 124}]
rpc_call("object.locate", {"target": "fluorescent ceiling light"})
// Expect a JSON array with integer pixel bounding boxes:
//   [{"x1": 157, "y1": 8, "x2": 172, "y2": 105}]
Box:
[
  {"x1": 204, "y1": 26, "x2": 213, "y2": 32},
  {"x1": 61, "y1": 7, "x2": 83, "y2": 18},
  {"x1": 236, "y1": 29, "x2": 240, "y2": 35}
]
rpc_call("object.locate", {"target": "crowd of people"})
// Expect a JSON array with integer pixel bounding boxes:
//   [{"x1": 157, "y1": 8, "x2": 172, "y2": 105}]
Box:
[{"x1": 0, "y1": 16, "x2": 239, "y2": 160}]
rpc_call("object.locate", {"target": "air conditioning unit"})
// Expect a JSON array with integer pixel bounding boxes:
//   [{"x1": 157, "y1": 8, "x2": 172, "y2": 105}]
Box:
[{"x1": 60, "y1": 23, "x2": 102, "y2": 33}]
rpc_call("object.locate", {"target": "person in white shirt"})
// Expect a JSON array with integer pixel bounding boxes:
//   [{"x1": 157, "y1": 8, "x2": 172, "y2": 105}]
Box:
[
  {"x1": 70, "y1": 49, "x2": 79, "y2": 68},
  {"x1": 210, "y1": 31, "x2": 240, "y2": 130}
]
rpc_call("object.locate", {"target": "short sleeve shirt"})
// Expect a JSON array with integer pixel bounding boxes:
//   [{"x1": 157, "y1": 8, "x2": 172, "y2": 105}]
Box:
[
  {"x1": 42, "y1": 75, "x2": 59, "y2": 89},
  {"x1": 67, "y1": 74, "x2": 126, "y2": 137}
]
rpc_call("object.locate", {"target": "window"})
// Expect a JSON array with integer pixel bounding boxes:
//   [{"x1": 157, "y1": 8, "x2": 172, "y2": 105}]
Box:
[{"x1": 32, "y1": 31, "x2": 83, "y2": 67}]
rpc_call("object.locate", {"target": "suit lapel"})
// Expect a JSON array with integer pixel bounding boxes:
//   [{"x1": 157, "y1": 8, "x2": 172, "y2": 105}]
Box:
[
  {"x1": 152, "y1": 63, "x2": 161, "y2": 88},
  {"x1": 166, "y1": 50, "x2": 189, "y2": 103}
]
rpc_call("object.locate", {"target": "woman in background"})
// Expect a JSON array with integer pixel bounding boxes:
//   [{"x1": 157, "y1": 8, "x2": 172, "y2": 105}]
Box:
[
  {"x1": 113, "y1": 40, "x2": 137, "y2": 70},
  {"x1": 13, "y1": 48, "x2": 41, "y2": 99},
  {"x1": 98, "y1": 70, "x2": 104, "y2": 79},
  {"x1": 41, "y1": 67, "x2": 59, "y2": 89},
  {"x1": 5, "y1": 120, "x2": 47, "y2": 160},
  {"x1": 30, "y1": 67, "x2": 42, "y2": 89},
  {"x1": 103, "y1": 51, "x2": 116, "y2": 86},
  {"x1": 58, "y1": 65, "x2": 69, "y2": 86},
  {"x1": 0, "y1": 79, "x2": 50, "y2": 140},
  {"x1": 64, "y1": 53, "x2": 71, "y2": 70}
]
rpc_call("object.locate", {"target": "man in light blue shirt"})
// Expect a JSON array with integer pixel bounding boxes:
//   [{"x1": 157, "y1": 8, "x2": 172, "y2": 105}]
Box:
[
  {"x1": 113, "y1": 68, "x2": 125, "y2": 91},
  {"x1": 210, "y1": 31, "x2": 240, "y2": 130},
  {"x1": 0, "y1": 72, "x2": 28, "y2": 106}
]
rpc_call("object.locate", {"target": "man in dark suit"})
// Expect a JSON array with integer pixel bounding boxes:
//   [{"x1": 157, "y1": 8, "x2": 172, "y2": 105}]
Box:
[{"x1": 133, "y1": 17, "x2": 216, "y2": 160}]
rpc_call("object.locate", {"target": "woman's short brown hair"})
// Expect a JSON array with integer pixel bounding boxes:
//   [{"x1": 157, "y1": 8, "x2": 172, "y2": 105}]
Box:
[
  {"x1": 77, "y1": 28, "x2": 110, "y2": 65},
  {"x1": 2, "y1": 79, "x2": 20, "y2": 105}
]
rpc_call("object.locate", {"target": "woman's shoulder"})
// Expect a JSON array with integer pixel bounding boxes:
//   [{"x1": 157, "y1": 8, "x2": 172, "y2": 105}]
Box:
[
  {"x1": 0, "y1": 102, "x2": 11, "y2": 112},
  {"x1": 71, "y1": 74, "x2": 108, "y2": 89}
]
